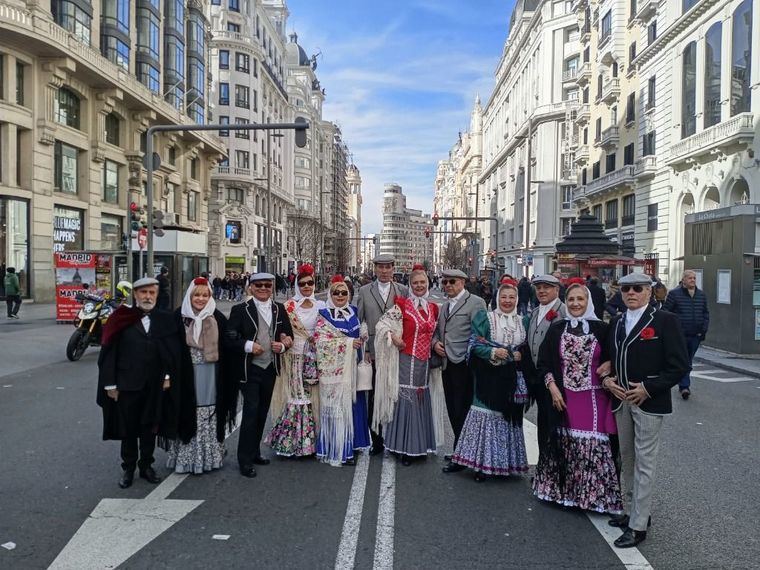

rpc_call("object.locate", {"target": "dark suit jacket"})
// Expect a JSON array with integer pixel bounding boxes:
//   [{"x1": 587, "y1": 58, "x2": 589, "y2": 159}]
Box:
[
  {"x1": 227, "y1": 299, "x2": 294, "y2": 382},
  {"x1": 608, "y1": 305, "x2": 690, "y2": 415},
  {"x1": 587, "y1": 284, "x2": 607, "y2": 320}
]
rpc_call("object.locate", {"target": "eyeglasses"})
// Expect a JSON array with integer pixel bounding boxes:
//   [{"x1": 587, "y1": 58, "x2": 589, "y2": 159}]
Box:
[
  {"x1": 442, "y1": 279, "x2": 458, "y2": 285},
  {"x1": 252, "y1": 282, "x2": 273, "y2": 289},
  {"x1": 298, "y1": 280, "x2": 315, "y2": 287},
  {"x1": 332, "y1": 291, "x2": 349, "y2": 297},
  {"x1": 621, "y1": 285, "x2": 645, "y2": 293}
]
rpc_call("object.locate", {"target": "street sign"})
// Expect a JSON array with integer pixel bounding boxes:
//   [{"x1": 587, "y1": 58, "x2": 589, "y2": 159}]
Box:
[
  {"x1": 137, "y1": 228, "x2": 148, "y2": 250},
  {"x1": 142, "y1": 152, "x2": 161, "y2": 171}
]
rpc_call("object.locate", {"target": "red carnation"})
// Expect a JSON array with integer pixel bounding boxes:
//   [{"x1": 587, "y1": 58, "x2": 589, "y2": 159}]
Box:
[
  {"x1": 640, "y1": 327, "x2": 655, "y2": 340},
  {"x1": 546, "y1": 310, "x2": 558, "y2": 321}
]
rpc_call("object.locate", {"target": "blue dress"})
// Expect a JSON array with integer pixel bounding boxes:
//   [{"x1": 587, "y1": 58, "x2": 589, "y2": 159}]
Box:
[{"x1": 316, "y1": 306, "x2": 372, "y2": 462}]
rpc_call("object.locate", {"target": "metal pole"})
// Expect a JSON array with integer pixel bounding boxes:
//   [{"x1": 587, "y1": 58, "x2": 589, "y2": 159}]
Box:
[
  {"x1": 145, "y1": 132, "x2": 155, "y2": 274},
  {"x1": 266, "y1": 130, "x2": 272, "y2": 274},
  {"x1": 524, "y1": 119, "x2": 533, "y2": 277}
]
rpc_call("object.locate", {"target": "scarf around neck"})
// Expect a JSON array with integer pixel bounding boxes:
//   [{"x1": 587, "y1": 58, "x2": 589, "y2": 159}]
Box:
[{"x1": 565, "y1": 285, "x2": 599, "y2": 334}]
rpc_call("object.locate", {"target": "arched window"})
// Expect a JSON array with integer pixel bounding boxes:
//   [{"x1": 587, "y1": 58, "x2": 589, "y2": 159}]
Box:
[
  {"x1": 731, "y1": 0, "x2": 753, "y2": 116},
  {"x1": 704, "y1": 22, "x2": 722, "y2": 128},
  {"x1": 55, "y1": 88, "x2": 81, "y2": 129},
  {"x1": 682, "y1": 42, "x2": 697, "y2": 138}
]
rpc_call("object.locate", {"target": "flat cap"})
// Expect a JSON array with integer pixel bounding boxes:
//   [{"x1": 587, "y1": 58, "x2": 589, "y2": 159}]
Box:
[
  {"x1": 133, "y1": 277, "x2": 159, "y2": 289},
  {"x1": 372, "y1": 253, "x2": 395, "y2": 264},
  {"x1": 532, "y1": 274, "x2": 561, "y2": 286},
  {"x1": 441, "y1": 269, "x2": 468, "y2": 279},
  {"x1": 249, "y1": 272, "x2": 275, "y2": 282},
  {"x1": 619, "y1": 272, "x2": 653, "y2": 286}
]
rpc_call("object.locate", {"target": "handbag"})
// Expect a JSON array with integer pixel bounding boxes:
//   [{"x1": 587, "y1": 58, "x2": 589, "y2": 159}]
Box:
[{"x1": 356, "y1": 342, "x2": 373, "y2": 391}]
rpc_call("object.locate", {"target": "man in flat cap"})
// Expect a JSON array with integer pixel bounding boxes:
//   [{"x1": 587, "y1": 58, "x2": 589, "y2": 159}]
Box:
[
  {"x1": 433, "y1": 268, "x2": 487, "y2": 473},
  {"x1": 227, "y1": 273, "x2": 294, "y2": 477},
  {"x1": 527, "y1": 273, "x2": 567, "y2": 458},
  {"x1": 97, "y1": 277, "x2": 193, "y2": 488},
  {"x1": 601, "y1": 272, "x2": 689, "y2": 548},
  {"x1": 356, "y1": 253, "x2": 409, "y2": 454}
]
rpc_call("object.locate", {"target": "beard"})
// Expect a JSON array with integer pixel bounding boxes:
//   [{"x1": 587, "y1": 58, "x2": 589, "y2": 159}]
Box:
[{"x1": 137, "y1": 298, "x2": 156, "y2": 312}]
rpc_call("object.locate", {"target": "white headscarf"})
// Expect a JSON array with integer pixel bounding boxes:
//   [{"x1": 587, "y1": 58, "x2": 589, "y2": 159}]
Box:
[
  {"x1": 293, "y1": 269, "x2": 325, "y2": 311},
  {"x1": 494, "y1": 283, "x2": 524, "y2": 345},
  {"x1": 565, "y1": 283, "x2": 600, "y2": 334},
  {"x1": 181, "y1": 278, "x2": 217, "y2": 345},
  {"x1": 409, "y1": 269, "x2": 430, "y2": 312},
  {"x1": 327, "y1": 284, "x2": 355, "y2": 320}
]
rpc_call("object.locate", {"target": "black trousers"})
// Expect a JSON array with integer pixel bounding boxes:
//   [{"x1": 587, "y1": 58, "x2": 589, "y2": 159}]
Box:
[
  {"x1": 118, "y1": 388, "x2": 155, "y2": 471},
  {"x1": 442, "y1": 359, "x2": 474, "y2": 448},
  {"x1": 367, "y1": 360, "x2": 383, "y2": 448},
  {"x1": 535, "y1": 390, "x2": 551, "y2": 458},
  {"x1": 237, "y1": 363, "x2": 276, "y2": 469},
  {"x1": 6, "y1": 295, "x2": 21, "y2": 317}
]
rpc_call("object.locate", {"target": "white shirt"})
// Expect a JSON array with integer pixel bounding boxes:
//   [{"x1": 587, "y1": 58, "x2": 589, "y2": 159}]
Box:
[
  {"x1": 625, "y1": 305, "x2": 647, "y2": 335},
  {"x1": 448, "y1": 288, "x2": 467, "y2": 311},
  {"x1": 141, "y1": 314, "x2": 151, "y2": 333},
  {"x1": 377, "y1": 280, "x2": 392, "y2": 303},
  {"x1": 536, "y1": 301, "x2": 556, "y2": 323}
]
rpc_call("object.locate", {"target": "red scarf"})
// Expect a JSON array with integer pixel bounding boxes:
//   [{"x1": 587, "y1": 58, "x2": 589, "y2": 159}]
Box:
[{"x1": 101, "y1": 305, "x2": 144, "y2": 347}]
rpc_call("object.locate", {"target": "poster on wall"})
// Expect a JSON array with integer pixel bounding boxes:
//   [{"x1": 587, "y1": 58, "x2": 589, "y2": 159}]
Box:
[
  {"x1": 54, "y1": 253, "x2": 96, "y2": 321},
  {"x1": 717, "y1": 269, "x2": 731, "y2": 305}
]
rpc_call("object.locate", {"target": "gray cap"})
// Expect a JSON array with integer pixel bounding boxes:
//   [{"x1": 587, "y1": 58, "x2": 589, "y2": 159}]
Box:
[
  {"x1": 533, "y1": 274, "x2": 561, "y2": 286},
  {"x1": 133, "y1": 277, "x2": 159, "y2": 289},
  {"x1": 373, "y1": 253, "x2": 395, "y2": 264},
  {"x1": 441, "y1": 269, "x2": 468, "y2": 280},
  {"x1": 619, "y1": 272, "x2": 653, "y2": 286},
  {"x1": 249, "y1": 272, "x2": 275, "y2": 282}
]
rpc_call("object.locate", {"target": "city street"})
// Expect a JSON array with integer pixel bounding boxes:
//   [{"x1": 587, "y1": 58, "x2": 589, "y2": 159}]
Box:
[{"x1": 1, "y1": 304, "x2": 759, "y2": 569}]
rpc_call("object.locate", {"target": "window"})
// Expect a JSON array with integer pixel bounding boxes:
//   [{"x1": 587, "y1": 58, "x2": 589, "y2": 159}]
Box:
[
  {"x1": 622, "y1": 195, "x2": 635, "y2": 226},
  {"x1": 682, "y1": 42, "x2": 697, "y2": 138},
  {"x1": 253, "y1": 58, "x2": 258, "y2": 77},
  {"x1": 581, "y1": 168, "x2": 588, "y2": 185},
  {"x1": 630, "y1": 0, "x2": 637, "y2": 20},
  {"x1": 605, "y1": 200, "x2": 618, "y2": 228},
  {"x1": 54, "y1": 141, "x2": 78, "y2": 194},
  {"x1": 15, "y1": 62, "x2": 24, "y2": 106},
  {"x1": 582, "y1": 87, "x2": 589, "y2": 104},
  {"x1": 227, "y1": 188, "x2": 244, "y2": 203},
  {"x1": 561, "y1": 217, "x2": 572, "y2": 237},
  {"x1": 229, "y1": 0, "x2": 240, "y2": 11},
  {"x1": 235, "y1": 150, "x2": 249, "y2": 169},
  {"x1": 704, "y1": 22, "x2": 722, "y2": 128},
  {"x1": 0, "y1": 56, "x2": 4, "y2": 101},
  {"x1": 624, "y1": 93, "x2": 635, "y2": 124},
  {"x1": 227, "y1": 22, "x2": 240, "y2": 32},
  {"x1": 219, "y1": 83, "x2": 229, "y2": 105},
  {"x1": 683, "y1": 0, "x2": 698, "y2": 12},
  {"x1": 219, "y1": 50, "x2": 229, "y2": 69},
  {"x1": 164, "y1": 33, "x2": 185, "y2": 109},
  {"x1": 596, "y1": 74, "x2": 603, "y2": 100},
  {"x1": 629, "y1": 42, "x2": 637, "y2": 63},
  {"x1": 731, "y1": 0, "x2": 753, "y2": 116},
  {"x1": 647, "y1": 203, "x2": 658, "y2": 231},
  {"x1": 252, "y1": 89, "x2": 258, "y2": 111},
  {"x1": 647, "y1": 76, "x2": 656, "y2": 109},
  {"x1": 624, "y1": 143, "x2": 634, "y2": 165},
  {"x1": 592, "y1": 161, "x2": 601, "y2": 179},
  {"x1": 235, "y1": 117, "x2": 249, "y2": 139},
  {"x1": 186, "y1": 14, "x2": 205, "y2": 53},
  {"x1": 137, "y1": 63, "x2": 160, "y2": 93},
  {"x1": 187, "y1": 191, "x2": 198, "y2": 222},
  {"x1": 647, "y1": 21, "x2": 657, "y2": 45},
  {"x1": 605, "y1": 152, "x2": 616, "y2": 173},
  {"x1": 583, "y1": 127, "x2": 588, "y2": 144},
  {"x1": 235, "y1": 52, "x2": 249, "y2": 73},
  {"x1": 103, "y1": 160, "x2": 119, "y2": 204},
  {"x1": 218, "y1": 115, "x2": 229, "y2": 136},
  {"x1": 612, "y1": 62, "x2": 618, "y2": 78},
  {"x1": 103, "y1": 36, "x2": 130, "y2": 70},
  {"x1": 137, "y1": 8, "x2": 160, "y2": 59},
  {"x1": 190, "y1": 157, "x2": 198, "y2": 180},
  {"x1": 163, "y1": 182, "x2": 176, "y2": 213},
  {"x1": 101, "y1": 214, "x2": 122, "y2": 251},
  {"x1": 226, "y1": 220, "x2": 242, "y2": 243},
  {"x1": 55, "y1": 88, "x2": 80, "y2": 129},
  {"x1": 595, "y1": 117, "x2": 602, "y2": 142},
  {"x1": 102, "y1": 0, "x2": 130, "y2": 33},
  {"x1": 168, "y1": 146, "x2": 176, "y2": 166},
  {"x1": 643, "y1": 131, "x2": 656, "y2": 156},
  {"x1": 235, "y1": 85, "x2": 249, "y2": 108},
  {"x1": 295, "y1": 156, "x2": 310, "y2": 169},
  {"x1": 592, "y1": 204, "x2": 602, "y2": 222},
  {"x1": 211, "y1": 0, "x2": 220, "y2": 4},
  {"x1": 561, "y1": 186, "x2": 573, "y2": 210},
  {"x1": 105, "y1": 113, "x2": 120, "y2": 146},
  {"x1": 601, "y1": 11, "x2": 612, "y2": 42},
  {"x1": 52, "y1": 0, "x2": 92, "y2": 44}
]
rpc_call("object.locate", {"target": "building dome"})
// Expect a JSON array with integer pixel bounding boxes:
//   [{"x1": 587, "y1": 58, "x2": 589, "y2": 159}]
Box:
[{"x1": 288, "y1": 32, "x2": 312, "y2": 67}]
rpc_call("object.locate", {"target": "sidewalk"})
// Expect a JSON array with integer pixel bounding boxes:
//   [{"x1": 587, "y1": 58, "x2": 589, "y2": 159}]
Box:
[{"x1": 694, "y1": 345, "x2": 760, "y2": 379}]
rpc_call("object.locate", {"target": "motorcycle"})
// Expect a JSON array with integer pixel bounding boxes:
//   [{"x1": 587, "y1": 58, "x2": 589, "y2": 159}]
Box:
[{"x1": 65, "y1": 290, "x2": 120, "y2": 361}]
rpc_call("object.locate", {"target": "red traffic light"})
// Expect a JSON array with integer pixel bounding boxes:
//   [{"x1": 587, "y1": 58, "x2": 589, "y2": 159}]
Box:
[
  {"x1": 130, "y1": 202, "x2": 139, "y2": 212},
  {"x1": 432, "y1": 213, "x2": 439, "y2": 226},
  {"x1": 425, "y1": 229, "x2": 430, "y2": 238}
]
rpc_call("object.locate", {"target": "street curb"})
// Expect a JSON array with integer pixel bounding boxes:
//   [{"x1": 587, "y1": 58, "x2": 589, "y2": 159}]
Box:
[{"x1": 693, "y1": 356, "x2": 760, "y2": 380}]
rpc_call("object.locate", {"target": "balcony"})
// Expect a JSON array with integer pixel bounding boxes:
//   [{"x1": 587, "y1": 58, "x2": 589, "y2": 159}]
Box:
[
  {"x1": 562, "y1": 69, "x2": 578, "y2": 83},
  {"x1": 635, "y1": 0, "x2": 658, "y2": 23},
  {"x1": 667, "y1": 112, "x2": 755, "y2": 171},
  {"x1": 584, "y1": 165, "x2": 635, "y2": 199},
  {"x1": 575, "y1": 104, "x2": 590, "y2": 125},
  {"x1": 634, "y1": 155, "x2": 657, "y2": 179},
  {"x1": 533, "y1": 101, "x2": 579, "y2": 120},
  {"x1": 601, "y1": 77, "x2": 620, "y2": 104},
  {"x1": 580, "y1": 24, "x2": 591, "y2": 44},
  {"x1": 575, "y1": 144, "x2": 590, "y2": 165},
  {"x1": 576, "y1": 62, "x2": 591, "y2": 86},
  {"x1": 560, "y1": 167, "x2": 577, "y2": 184},
  {"x1": 598, "y1": 126, "x2": 619, "y2": 149},
  {"x1": 213, "y1": 166, "x2": 252, "y2": 179}
]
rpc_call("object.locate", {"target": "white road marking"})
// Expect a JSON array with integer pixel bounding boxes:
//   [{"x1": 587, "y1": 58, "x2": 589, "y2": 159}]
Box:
[
  {"x1": 690, "y1": 371, "x2": 751, "y2": 382},
  {"x1": 335, "y1": 453, "x2": 371, "y2": 570},
  {"x1": 372, "y1": 454, "x2": 396, "y2": 570},
  {"x1": 524, "y1": 420, "x2": 653, "y2": 569}
]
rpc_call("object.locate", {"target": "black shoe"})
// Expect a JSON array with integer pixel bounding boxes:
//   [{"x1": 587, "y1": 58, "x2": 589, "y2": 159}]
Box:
[
  {"x1": 609, "y1": 515, "x2": 651, "y2": 528},
  {"x1": 345, "y1": 458, "x2": 356, "y2": 466},
  {"x1": 614, "y1": 528, "x2": 647, "y2": 548},
  {"x1": 369, "y1": 444, "x2": 385, "y2": 456},
  {"x1": 240, "y1": 466, "x2": 257, "y2": 478},
  {"x1": 442, "y1": 462, "x2": 466, "y2": 473},
  {"x1": 139, "y1": 467, "x2": 162, "y2": 484},
  {"x1": 401, "y1": 455, "x2": 412, "y2": 466},
  {"x1": 444, "y1": 454, "x2": 453, "y2": 461},
  {"x1": 474, "y1": 472, "x2": 487, "y2": 483},
  {"x1": 681, "y1": 388, "x2": 691, "y2": 400},
  {"x1": 252, "y1": 456, "x2": 270, "y2": 466},
  {"x1": 118, "y1": 470, "x2": 134, "y2": 489}
]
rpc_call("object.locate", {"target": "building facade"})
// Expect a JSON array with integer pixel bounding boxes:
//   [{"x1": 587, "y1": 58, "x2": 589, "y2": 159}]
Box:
[
  {"x1": 1, "y1": 0, "x2": 224, "y2": 301},
  {"x1": 380, "y1": 183, "x2": 433, "y2": 271},
  {"x1": 346, "y1": 163, "x2": 362, "y2": 273},
  {"x1": 360, "y1": 232, "x2": 377, "y2": 273}
]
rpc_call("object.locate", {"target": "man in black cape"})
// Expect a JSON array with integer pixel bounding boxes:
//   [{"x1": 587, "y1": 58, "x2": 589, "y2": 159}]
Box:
[{"x1": 97, "y1": 277, "x2": 195, "y2": 488}]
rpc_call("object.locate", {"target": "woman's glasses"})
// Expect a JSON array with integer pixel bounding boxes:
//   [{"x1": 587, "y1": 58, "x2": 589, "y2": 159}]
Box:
[
  {"x1": 332, "y1": 290, "x2": 349, "y2": 297},
  {"x1": 252, "y1": 282, "x2": 273, "y2": 289},
  {"x1": 299, "y1": 280, "x2": 315, "y2": 287},
  {"x1": 621, "y1": 285, "x2": 645, "y2": 293}
]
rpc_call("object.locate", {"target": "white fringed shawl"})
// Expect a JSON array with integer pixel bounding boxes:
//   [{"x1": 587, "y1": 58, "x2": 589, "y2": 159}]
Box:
[
  {"x1": 372, "y1": 305, "x2": 403, "y2": 432},
  {"x1": 429, "y1": 367, "x2": 447, "y2": 450}
]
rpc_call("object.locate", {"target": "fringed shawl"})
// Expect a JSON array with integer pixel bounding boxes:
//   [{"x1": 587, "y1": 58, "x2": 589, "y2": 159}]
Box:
[{"x1": 372, "y1": 304, "x2": 403, "y2": 432}]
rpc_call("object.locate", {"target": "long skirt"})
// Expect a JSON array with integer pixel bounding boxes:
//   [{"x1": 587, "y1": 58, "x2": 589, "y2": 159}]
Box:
[
  {"x1": 266, "y1": 397, "x2": 317, "y2": 457},
  {"x1": 167, "y1": 405, "x2": 224, "y2": 474},
  {"x1": 384, "y1": 354, "x2": 436, "y2": 457}
]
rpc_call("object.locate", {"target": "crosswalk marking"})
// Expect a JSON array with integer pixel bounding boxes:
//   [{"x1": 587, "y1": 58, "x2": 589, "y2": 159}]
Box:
[{"x1": 690, "y1": 371, "x2": 751, "y2": 383}]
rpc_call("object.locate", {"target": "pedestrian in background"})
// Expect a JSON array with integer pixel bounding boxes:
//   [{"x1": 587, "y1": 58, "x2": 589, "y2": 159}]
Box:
[
  {"x1": 587, "y1": 277, "x2": 607, "y2": 320},
  {"x1": 156, "y1": 266, "x2": 171, "y2": 310},
  {"x1": 552, "y1": 271, "x2": 566, "y2": 302},
  {"x1": 4, "y1": 267, "x2": 22, "y2": 319},
  {"x1": 517, "y1": 276, "x2": 531, "y2": 315},
  {"x1": 663, "y1": 269, "x2": 709, "y2": 400}
]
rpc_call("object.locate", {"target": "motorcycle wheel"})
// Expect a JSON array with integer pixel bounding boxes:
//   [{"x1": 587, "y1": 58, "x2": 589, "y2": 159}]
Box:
[{"x1": 66, "y1": 329, "x2": 90, "y2": 361}]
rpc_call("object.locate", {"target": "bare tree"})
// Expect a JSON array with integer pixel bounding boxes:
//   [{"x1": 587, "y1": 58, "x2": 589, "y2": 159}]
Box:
[
  {"x1": 443, "y1": 239, "x2": 467, "y2": 270},
  {"x1": 287, "y1": 213, "x2": 321, "y2": 264}
]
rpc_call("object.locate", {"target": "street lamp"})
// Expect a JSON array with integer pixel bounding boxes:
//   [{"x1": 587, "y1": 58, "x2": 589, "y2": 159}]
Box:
[{"x1": 254, "y1": 131, "x2": 284, "y2": 273}]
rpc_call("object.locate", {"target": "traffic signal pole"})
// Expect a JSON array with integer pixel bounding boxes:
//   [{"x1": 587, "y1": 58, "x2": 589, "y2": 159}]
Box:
[
  {"x1": 144, "y1": 119, "x2": 309, "y2": 277},
  {"x1": 432, "y1": 214, "x2": 501, "y2": 273}
]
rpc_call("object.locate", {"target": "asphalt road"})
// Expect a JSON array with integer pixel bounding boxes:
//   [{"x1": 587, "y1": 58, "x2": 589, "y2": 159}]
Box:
[{"x1": 1, "y1": 304, "x2": 758, "y2": 569}]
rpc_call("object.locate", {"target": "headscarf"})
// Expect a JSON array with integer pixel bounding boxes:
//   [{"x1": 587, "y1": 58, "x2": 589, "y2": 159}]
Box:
[
  {"x1": 564, "y1": 280, "x2": 600, "y2": 334},
  {"x1": 293, "y1": 263, "x2": 323, "y2": 310},
  {"x1": 408, "y1": 264, "x2": 429, "y2": 312},
  {"x1": 327, "y1": 275, "x2": 354, "y2": 320},
  {"x1": 493, "y1": 278, "x2": 524, "y2": 345},
  {"x1": 181, "y1": 277, "x2": 217, "y2": 345}
]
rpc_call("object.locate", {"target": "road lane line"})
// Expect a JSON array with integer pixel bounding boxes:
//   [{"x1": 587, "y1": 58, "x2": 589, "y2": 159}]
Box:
[
  {"x1": 334, "y1": 453, "x2": 371, "y2": 570},
  {"x1": 372, "y1": 454, "x2": 396, "y2": 570},
  {"x1": 524, "y1": 419, "x2": 653, "y2": 568}
]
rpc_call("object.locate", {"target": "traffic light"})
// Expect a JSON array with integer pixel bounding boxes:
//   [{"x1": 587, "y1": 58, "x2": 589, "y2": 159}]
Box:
[
  {"x1": 130, "y1": 202, "x2": 141, "y2": 231},
  {"x1": 139, "y1": 207, "x2": 147, "y2": 228},
  {"x1": 153, "y1": 209, "x2": 165, "y2": 237},
  {"x1": 294, "y1": 117, "x2": 308, "y2": 148},
  {"x1": 432, "y1": 212, "x2": 439, "y2": 227},
  {"x1": 373, "y1": 235, "x2": 379, "y2": 246},
  {"x1": 425, "y1": 229, "x2": 430, "y2": 238}
]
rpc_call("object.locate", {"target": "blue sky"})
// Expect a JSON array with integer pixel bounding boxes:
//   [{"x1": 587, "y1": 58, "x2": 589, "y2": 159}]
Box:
[{"x1": 286, "y1": 0, "x2": 516, "y2": 234}]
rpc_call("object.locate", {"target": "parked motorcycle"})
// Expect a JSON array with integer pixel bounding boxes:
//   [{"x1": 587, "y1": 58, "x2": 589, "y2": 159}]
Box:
[{"x1": 65, "y1": 281, "x2": 131, "y2": 361}]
